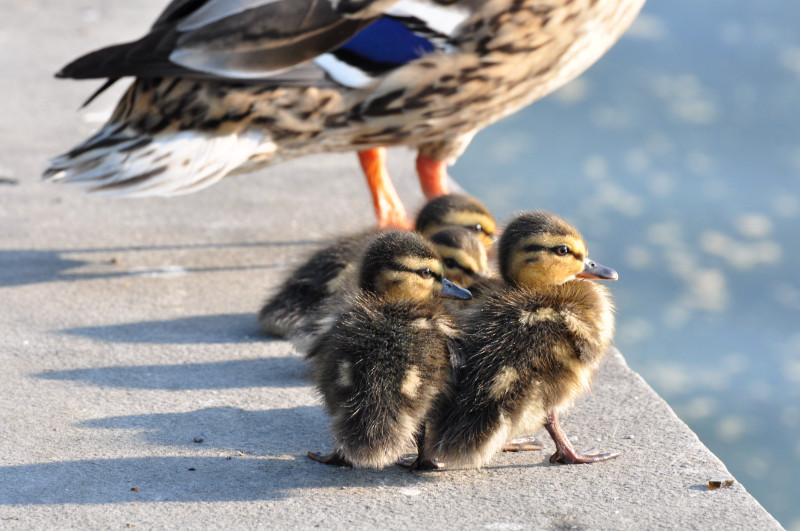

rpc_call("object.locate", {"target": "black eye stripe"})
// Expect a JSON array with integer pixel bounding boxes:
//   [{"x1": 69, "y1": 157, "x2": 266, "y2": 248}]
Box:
[
  {"x1": 522, "y1": 244, "x2": 548, "y2": 253},
  {"x1": 443, "y1": 257, "x2": 474, "y2": 275},
  {"x1": 393, "y1": 263, "x2": 442, "y2": 282},
  {"x1": 461, "y1": 223, "x2": 492, "y2": 236},
  {"x1": 522, "y1": 244, "x2": 578, "y2": 258}
]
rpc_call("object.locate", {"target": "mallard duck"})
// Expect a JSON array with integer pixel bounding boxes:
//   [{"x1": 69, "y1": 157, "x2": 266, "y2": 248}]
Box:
[
  {"x1": 306, "y1": 230, "x2": 471, "y2": 468},
  {"x1": 416, "y1": 210, "x2": 619, "y2": 469},
  {"x1": 43, "y1": 0, "x2": 646, "y2": 228},
  {"x1": 258, "y1": 192, "x2": 492, "y2": 338}
]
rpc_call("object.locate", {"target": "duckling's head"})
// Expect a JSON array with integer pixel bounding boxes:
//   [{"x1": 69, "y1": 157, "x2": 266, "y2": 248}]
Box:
[
  {"x1": 415, "y1": 194, "x2": 497, "y2": 249},
  {"x1": 499, "y1": 211, "x2": 618, "y2": 287},
  {"x1": 359, "y1": 231, "x2": 472, "y2": 302},
  {"x1": 429, "y1": 227, "x2": 489, "y2": 288}
]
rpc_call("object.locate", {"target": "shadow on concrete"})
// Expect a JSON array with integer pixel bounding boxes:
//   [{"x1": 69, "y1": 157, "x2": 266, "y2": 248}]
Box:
[
  {"x1": 80, "y1": 406, "x2": 323, "y2": 453},
  {"x1": 59, "y1": 312, "x2": 266, "y2": 344},
  {"x1": 0, "y1": 405, "x2": 443, "y2": 505},
  {"x1": 36, "y1": 356, "x2": 307, "y2": 390},
  {"x1": 0, "y1": 454, "x2": 441, "y2": 505},
  {"x1": 0, "y1": 239, "x2": 325, "y2": 288}
]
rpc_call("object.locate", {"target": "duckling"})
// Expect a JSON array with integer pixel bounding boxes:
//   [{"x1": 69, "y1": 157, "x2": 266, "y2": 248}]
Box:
[
  {"x1": 416, "y1": 194, "x2": 496, "y2": 250},
  {"x1": 289, "y1": 224, "x2": 488, "y2": 357},
  {"x1": 43, "y1": 0, "x2": 646, "y2": 229},
  {"x1": 258, "y1": 193, "x2": 493, "y2": 338},
  {"x1": 307, "y1": 230, "x2": 471, "y2": 468},
  {"x1": 418, "y1": 211, "x2": 619, "y2": 469},
  {"x1": 429, "y1": 227, "x2": 489, "y2": 289}
]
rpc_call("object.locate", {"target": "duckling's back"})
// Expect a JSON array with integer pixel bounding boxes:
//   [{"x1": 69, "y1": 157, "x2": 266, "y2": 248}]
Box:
[{"x1": 258, "y1": 231, "x2": 373, "y2": 337}]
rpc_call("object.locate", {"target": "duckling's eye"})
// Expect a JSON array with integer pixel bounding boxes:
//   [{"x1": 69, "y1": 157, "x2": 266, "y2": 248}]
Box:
[
  {"x1": 418, "y1": 268, "x2": 433, "y2": 279},
  {"x1": 443, "y1": 258, "x2": 458, "y2": 269},
  {"x1": 555, "y1": 245, "x2": 570, "y2": 256},
  {"x1": 469, "y1": 224, "x2": 483, "y2": 233}
]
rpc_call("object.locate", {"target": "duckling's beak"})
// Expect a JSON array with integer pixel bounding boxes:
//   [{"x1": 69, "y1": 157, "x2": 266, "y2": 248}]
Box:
[
  {"x1": 576, "y1": 258, "x2": 618, "y2": 281},
  {"x1": 439, "y1": 278, "x2": 473, "y2": 300}
]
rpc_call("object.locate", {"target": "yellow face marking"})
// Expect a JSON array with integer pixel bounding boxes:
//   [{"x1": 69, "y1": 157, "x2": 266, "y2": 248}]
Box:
[
  {"x1": 376, "y1": 260, "x2": 440, "y2": 302},
  {"x1": 436, "y1": 244, "x2": 488, "y2": 288},
  {"x1": 398, "y1": 256, "x2": 442, "y2": 275},
  {"x1": 510, "y1": 234, "x2": 587, "y2": 287},
  {"x1": 423, "y1": 211, "x2": 496, "y2": 249}
]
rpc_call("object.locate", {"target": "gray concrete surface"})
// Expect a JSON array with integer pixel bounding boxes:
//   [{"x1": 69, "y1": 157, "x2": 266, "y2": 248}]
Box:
[{"x1": 0, "y1": 1, "x2": 782, "y2": 529}]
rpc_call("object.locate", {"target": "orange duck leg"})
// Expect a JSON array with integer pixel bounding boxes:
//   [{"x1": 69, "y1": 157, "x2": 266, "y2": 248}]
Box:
[
  {"x1": 416, "y1": 154, "x2": 450, "y2": 200},
  {"x1": 358, "y1": 147, "x2": 411, "y2": 230}
]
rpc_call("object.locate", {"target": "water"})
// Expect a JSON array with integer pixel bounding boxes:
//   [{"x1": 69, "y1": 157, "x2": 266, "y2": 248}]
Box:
[{"x1": 454, "y1": 1, "x2": 800, "y2": 528}]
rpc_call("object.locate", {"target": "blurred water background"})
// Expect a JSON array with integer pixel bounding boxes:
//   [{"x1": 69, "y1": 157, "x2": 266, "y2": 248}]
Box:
[{"x1": 455, "y1": 1, "x2": 800, "y2": 528}]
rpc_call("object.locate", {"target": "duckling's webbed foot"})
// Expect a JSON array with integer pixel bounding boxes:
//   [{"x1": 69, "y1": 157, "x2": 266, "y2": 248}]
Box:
[
  {"x1": 397, "y1": 456, "x2": 445, "y2": 471},
  {"x1": 544, "y1": 411, "x2": 620, "y2": 465},
  {"x1": 502, "y1": 434, "x2": 544, "y2": 452},
  {"x1": 307, "y1": 450, "x2": 353, "y2": 467},
  {"x1": 397, "y1": 425, "x2": 445, "y2": 470}
]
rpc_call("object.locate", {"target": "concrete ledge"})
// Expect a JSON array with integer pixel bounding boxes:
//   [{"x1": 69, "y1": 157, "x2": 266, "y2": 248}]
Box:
[
  {"x1": 0, "y1": 154, "x2": 781, "y2": 529},
  {"x1": 0, "y1": 2, "x2": 781, "y2": 529}
]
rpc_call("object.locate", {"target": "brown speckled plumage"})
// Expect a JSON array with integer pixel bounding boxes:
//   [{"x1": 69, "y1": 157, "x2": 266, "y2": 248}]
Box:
[{"x1": 44, "y1": 0, "x2": 646, "y2": 214}]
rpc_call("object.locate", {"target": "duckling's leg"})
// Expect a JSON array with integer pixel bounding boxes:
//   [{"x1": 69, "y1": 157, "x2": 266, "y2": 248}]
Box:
[
  {"x1": 397, "y1": 426, "x2": 445, "y2": 471},
  {"x1": 415, "y1": 155, "x2": 450, "y2": 200},
  {"x1": 502, "y1": 435, "x2": 544, "y2": 452},
  {"x1": 307, "y1": 450, "x2": 353, "y2": 468},
  {"x1": 357, "y1": 147, "x2": 411, "y2": 230},
  {"x1": 544, "y1": 410, "x2": 620, "y2": 464}
]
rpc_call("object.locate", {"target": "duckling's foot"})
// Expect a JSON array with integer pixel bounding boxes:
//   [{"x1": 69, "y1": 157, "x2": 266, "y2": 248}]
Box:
[
  {"x1": 544, "y1": 410, "x2": 620, "y2": 465},
  {"x1": 307, "y1": 450, "x2": 353, "y2": 467},
  {"x1": 502, "y1": 435, "x2": 544, "y2": 452},
  {"x1": 397, "y1": 456, "x2": 445, "y2": 471},
  {"x1": 549, "y1": 446, "x2": 620, "y2": 465},
  {"x1": 357, "y1": 147, "x2": 412, "y2": 230}
]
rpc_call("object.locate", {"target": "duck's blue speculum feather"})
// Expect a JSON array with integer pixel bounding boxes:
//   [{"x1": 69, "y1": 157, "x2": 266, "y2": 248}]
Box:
[{"x1": 336, "y1": 17, "x2": 436, "y2": 69}]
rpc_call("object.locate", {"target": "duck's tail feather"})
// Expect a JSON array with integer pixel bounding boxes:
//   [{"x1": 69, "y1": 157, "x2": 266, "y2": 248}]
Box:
[{"x1": 43, "y1": 126, "x2": 270, "y2": 197}]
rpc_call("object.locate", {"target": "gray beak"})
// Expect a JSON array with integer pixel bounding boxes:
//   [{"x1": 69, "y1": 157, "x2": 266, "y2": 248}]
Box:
[
  {"x1": 439, "y1": 278, "x2": 472, "y2": 300},
  {"x1": 576, "y1": 258, "x2": 618, "y2": 281}
]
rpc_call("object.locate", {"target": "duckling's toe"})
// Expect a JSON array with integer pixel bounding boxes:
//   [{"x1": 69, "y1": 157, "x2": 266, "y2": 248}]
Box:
[
  {"x1": 549, "y1": 448, "x2": 621, "y2": 464},
  {"x1": 307, "y1": 450, "x2": 353, "y2": 468},
  {"x1": 544, "y1": 410, "x2": 620, "y2": 465},
  {"x1": 397, "y1": 456, "x2": 445, "y2": 471},
  {"x1": 502, "y1": 435, "x2": 544, "y2": 452}
]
